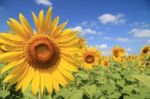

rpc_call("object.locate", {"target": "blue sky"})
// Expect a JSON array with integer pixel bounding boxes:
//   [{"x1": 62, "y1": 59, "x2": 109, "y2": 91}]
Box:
[{"x1": 0, "y1": 0, "x2": 150, "y2": 55}]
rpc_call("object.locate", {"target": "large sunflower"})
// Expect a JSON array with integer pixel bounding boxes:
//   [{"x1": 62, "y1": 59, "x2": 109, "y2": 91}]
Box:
[
  {"x1": 0, "y1": 7, "x2": 79, "y2": 95},
  {"x1": 79, "y1": 47, "x2": 101, "y2": 69},
  {"x1": 112, "y1": 46, "x2": 125, "y2": 62}
]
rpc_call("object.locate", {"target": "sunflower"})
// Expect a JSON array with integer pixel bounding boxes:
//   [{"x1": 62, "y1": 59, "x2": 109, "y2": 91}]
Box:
[
  {"x1": 101, "y1": 57, "x2": 110, "y2": 67},
  {"x1": 127, "y1": 55, "x2": 138, "y2": 61},
  {"x1": 112, "y1": 46, "x2": 125, "y2": 62},
  {"x1": 0, "y1": 7, "x2": 79, "y2": 95},
  {"x1": 141, "y1": 45, "x2": 150, "y2": 56},
  {"x1": 79, "y1": 47, "x2": 101, "y2": 69}
]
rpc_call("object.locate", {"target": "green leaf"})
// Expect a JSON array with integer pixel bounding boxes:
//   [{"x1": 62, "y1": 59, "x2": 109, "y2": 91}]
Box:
[
  {"x1": 57, "y1": 88, "x2": 72, "y2": 99},
  {"x1": 0, "y1": 90, "x2": 9, "y2": 98},
  {"x1": 123, "y1": 85, "x2": 135, "y2": 95},
  {"x1": 78, "y1": 72, "x2": 89, "y2": 80},
  {"x1": 132, "y1": 74, "x2": 150, "y2": 88},
  {"x1": 69, "y1": 90, "x2": 83, "y2": 99},
  {"x1": 111, "y1": 74, "x2": 122, "y2": 79},
  {"x1": 109, "y1": 92, "x2": 121, "y2": 99},
  {"x1": 116, "y1": 80, "x2": 125, "y2": 87},
  {"x1": 43, "y1": 95, "x2": 53, "y2": 99}
]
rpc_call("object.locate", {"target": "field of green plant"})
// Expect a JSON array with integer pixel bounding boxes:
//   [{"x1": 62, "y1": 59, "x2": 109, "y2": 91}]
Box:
[{"x1": 0, "y1": 56, "x2": 150, "y2": 99}]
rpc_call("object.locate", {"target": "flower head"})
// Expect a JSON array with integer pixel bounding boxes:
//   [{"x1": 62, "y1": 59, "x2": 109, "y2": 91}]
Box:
[
  {"x1": 141, "y1": 45, "x2": 150, "y2": 56},
  {"x1": 112, "y1": 46, "x2": 126, "y2": 62},
  {"x1": 0, "y1": 7, "x2": 79, "y2": 95},
  {"x1": 101, "y1": 57, "x2": 110, "y2": 67},
  {"x1": 79, "y1": 47, "x2": 101, "y2": 69}
]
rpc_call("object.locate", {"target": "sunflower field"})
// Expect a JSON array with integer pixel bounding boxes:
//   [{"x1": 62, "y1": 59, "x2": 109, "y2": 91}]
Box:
[{"x1": 0, "y1": 7, "x2": 150, "y2": 99}]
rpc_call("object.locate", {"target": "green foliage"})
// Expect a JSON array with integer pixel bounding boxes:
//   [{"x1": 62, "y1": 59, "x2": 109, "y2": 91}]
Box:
[{"x1": 0, "y1": 60, "x2": 150, "y2": 99}]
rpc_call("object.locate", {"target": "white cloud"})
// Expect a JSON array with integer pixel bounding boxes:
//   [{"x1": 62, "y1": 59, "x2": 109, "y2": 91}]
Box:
[
  {"x1": 129, "y1": 28, "x2": 150, "y2": 37},
  {"x1": 98, "y1": 13, "x2": 126, "y2": 25},
  {"x1": 117, "y1": 37, "x2": 129, "y2": 42},
  {"x1": 72, "y1": 26, "x2": 82, "y2": 31},
  {"x1": 101, "y1": 50, "x2": 111, "y2": 56},
  {"x1": 126, "y1": 48, "x2": 132, "y2": 52},
  {"x1": 34, "y1": 0, "x2": 52, "y2": 6},
  {"x1": 95, "y1": 44, "x2": 108, "y2": 49},
  {"x1": 79, "y1": 21, "x2": 100, "y2": 29},
  {"x1": 147, "y1": 40, "x2": 150, "y2": 44},
  {"x1": 72, "y1": 26, "x2": 102, "y2": 36}
]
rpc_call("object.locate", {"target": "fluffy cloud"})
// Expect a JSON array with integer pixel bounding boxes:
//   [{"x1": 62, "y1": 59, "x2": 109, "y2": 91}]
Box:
[
  {"x1": 95, "y1": 44, "x2": 108, "y2": 49},
  {"x1": 34, "y1": 0, "x2": 52, "y2": 6},
  {"x1": 129, "y1": 28, "x2": 150, "y2": 37},
  {"x1": 98, "y1": 13, "x2": 126, "y2": 25},
  {"x1": 126, "y1": 48, "x2": 132, "y2": 52},
  {"x1": 72, "y1": 26, "x2": 102, "y2": 36},
  {"x1": 147, "y1": 40, "x2": 150, "y2": 44},
  {"x1": 117, "y1": 37, "x2": 129, "y2": 42}
]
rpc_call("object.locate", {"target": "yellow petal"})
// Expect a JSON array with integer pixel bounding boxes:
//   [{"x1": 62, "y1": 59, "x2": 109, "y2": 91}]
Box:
[
  {"x1": 44, "y1": 70, "x2": 53, "y2": 94},
  {"x1": 53, "y1": 21, "x2": 68, "y2": 37},
  {"x1": 0, "y1": 36, "x2": 23, "y2": 46},
  {"x1": 1, "y1": 45, "x2": 24, "y2": 52},
  {"x1": 39, "y1": 69, "x2": 45, "y2": 95},
  {"x1": 58, "y1": 38, "x2": 79, "y2": 47},
  {"x1": 38, "y1": 10, "x2": 45, "y2": 33},
  {"x1": 16, "y1": 80, "x2": 23, "y2": 91},
  {"x1": 32, "y1": 12, "x2": 39, "y2": 33},
  {"x1": 58, "y1": 31, "x2": 78, "y2": 42},
  {"x1": 0, "y1": 51, "x2": 24, "y2": 62},
  {"x1": 0, "y1": 33, "x2": 25, "y2": 42},
  {"x1": 3, "y1": 62, "x2": 26, "y2": 83},
  {"x1": 9, "y1": 62, "x2": 28, "y2": 85},
  {"x1": 22, "y1": 65, "x2": 34, "y2": 92},
  {"x1": 1, "y1": 58, "x2": 25, "y2": 74},
  {"x1": 61, "y1": 54, "x2": 77, "y2": 63},
  {"x1": 19, "y1": 13, "x2": 33, "y2": 36},
  {"x1": 58, "y1": 67, "x2": 75, "y2": 81},
  {"x1": 32, "y1": 69, "x2": 40, "y2": 95},
  {"x1": 52, "y1": 70, "x2": 67, "y2": 87},
  {"x1": 50, "y1": 16, "x2": 59, "y2": 34},
  {"x1": 51, "y1": 77, "x2": 60, "y2": 93},
  {"x1": 61, "y1": 47, "x2": 79, "y2": 54},
  {"x1": 59, "y1": 58, "x2": 78, "y2": 72},
  {"x1": 8, "y1": 18, "x2": 29, "y2": 39},
  {"x1": 45, "y1": 7, "x2": 52, "y2": 28}
]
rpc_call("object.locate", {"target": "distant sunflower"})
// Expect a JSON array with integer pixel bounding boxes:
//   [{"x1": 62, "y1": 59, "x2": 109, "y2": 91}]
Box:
[
  {"x1": 112, "y1": 46, "x2": 125, "y2": 62},
  {"x1": 127, "y1": 55, "x2": 138, "y2": 61},
  {"x1": 101, "y1": 57, "x2": 110, "y2": 67},
  {"x1": 141, "y1": 45, "x2": 150, "y2": 56},
  {"x1": 0, "y1": 7, "x2": 79, "y2": 95},
  {"x1": 79, "y1": 47, "x2": 101, "y2": 69}
]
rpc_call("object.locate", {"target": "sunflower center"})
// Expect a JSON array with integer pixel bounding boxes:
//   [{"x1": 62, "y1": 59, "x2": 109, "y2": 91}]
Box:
[
  {"x1": 85, "y1": 55, "x2": 95, "y2": 63},
  {"x1": 143, "y1": 48, "x2": 148, "y2": 54},
  {"x1": 26, "y1": 35, "x2": 60, "y2": 68},
  {"x1": 104, "y1": 61, "x2": 108, "y2": 66},
  {"x1": 114, "y1": 50, "x2": 119, "y2": 57}
]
